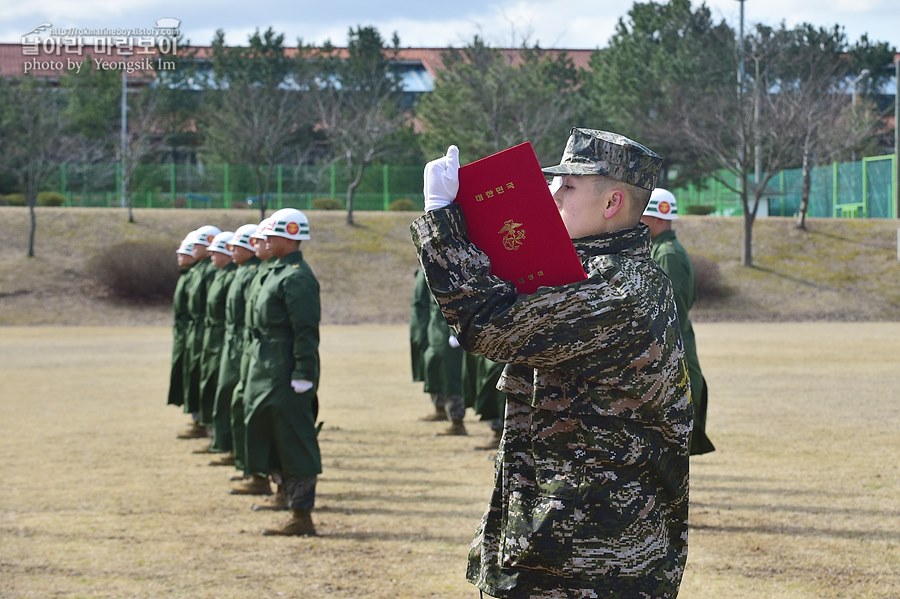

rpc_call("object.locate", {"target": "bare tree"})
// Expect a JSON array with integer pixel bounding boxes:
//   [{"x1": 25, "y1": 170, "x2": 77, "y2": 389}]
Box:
[
  {"x1": 121, "y1": 85, "x2": 162, "y2": 223},
  {"x1": 0, "y1": 77, "x2": 70, "y2": 257},
  {"x1": 306, "y1": 26, "x2": 410, "y2": 225},
  {"x1": 203, "y1": 28, "x2": 314, "y2": 220}
]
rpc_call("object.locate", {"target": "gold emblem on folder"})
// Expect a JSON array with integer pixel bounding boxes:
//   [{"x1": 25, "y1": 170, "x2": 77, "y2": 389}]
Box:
[{"x1": 498, "y1": 219, "x2": 526, "y2": 251}]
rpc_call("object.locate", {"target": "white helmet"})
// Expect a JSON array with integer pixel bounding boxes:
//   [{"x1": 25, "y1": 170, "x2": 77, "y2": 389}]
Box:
[
  {"x1": 176, "y1": 237, "x2": 196, "y2": 257},
  {"x1": 190, "y1": 225, "x2": 222, "y2": 246},
  {"x1": 643, "y1": 188, "x2": 678, "y2": 221},
  {"x1": 209, "y1": 231, "x2": 234, "y2": 256},
  {"x1": 267, "y1": 208, "x2": 310, "y2": 240},
  {"x1": 231, "y1": 224, "x2": 258, "y2": 251},
  {"x1": 251, "y1": 218, "x2": 273, "y2": 241}
]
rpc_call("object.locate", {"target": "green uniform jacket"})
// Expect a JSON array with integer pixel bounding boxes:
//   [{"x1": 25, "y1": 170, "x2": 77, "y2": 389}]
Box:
[
  {"x1": 199, "y1": 263, "x2": 236, "y2": 425},
  {"x1": 423, "y1": 298, "x2": 464, "y2": 395},
  {"x1": 244, "y1": 251, "x2": 322, "y2": 480},
  {"x1": 651, "y1": 229, "x2": 715, "y2": 455},
  {"x1": 409, "y1": 269, "x2": 431, "y2": 383},
  {"x1": 182, "y1": 259, "x2": 215, "y2": 414},
  {"x1": 412, "y1": 206, "x2": 692, "y2": 598},
  {"x1": 212, "y1": 256, "x2": 261, "y2": 452},
  {"x1": 167, "y1": 267, "x2": 192, "y2": 407},
  {"x1": 231, "y1": 259, "x2": 272, "y2": 472}
]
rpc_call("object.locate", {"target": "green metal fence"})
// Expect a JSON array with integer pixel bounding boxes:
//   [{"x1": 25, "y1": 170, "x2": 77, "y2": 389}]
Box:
[
  {"x1": 672, "y1": 154, "x2": 897, "y2": 219},
  {"x1": 13, "y1": 154, "x2": 899, "y2": 218},
  {"x1": 49, "y1": 162, "x2": 425, "y2": 210}
]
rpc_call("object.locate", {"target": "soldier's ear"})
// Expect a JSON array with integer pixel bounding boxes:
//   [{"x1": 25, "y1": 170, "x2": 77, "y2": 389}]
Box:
[{"x1": 603, "y1": 190, "x2": 625, "y2": 219}]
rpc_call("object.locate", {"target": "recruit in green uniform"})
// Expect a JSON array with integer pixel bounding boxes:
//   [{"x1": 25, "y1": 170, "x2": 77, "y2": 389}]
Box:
[
  {"x1": 642, "y1": 188, "x2": 715, "y2": 456},
  {"x1": 209, "y1": 224, "x2": 261, "y2": 468},
  {"x1": 178, "y1": 225, "x2": 221, "y2": 440},
  {"x1": 228, "y1": 219, "x2": 276, "y2": 487},
  {"x1": 168, "y1": 236, "x2": 196, "y2": 411},
  {"x1": 241, "y1": 209, "x2": 322, "y2": 536},
  {"x1": 413, "y1": 128, "x2": 692, "y2": 598},
  {"x1": 198, "y1": 231, "x2": 236, "y2": 453}
]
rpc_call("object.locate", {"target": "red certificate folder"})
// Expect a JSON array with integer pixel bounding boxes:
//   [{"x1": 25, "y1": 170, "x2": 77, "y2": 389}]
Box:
[{"x1": 456, "y1": 142, "x2": 587, "y2": 294}]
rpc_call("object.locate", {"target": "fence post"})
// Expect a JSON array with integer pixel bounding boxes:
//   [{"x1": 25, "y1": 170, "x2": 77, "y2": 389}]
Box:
[
  {"x1": 223, "y1": 163, "x2": 230, "y2": 208},
  {"x1": 862, "y1": 157, "x2": 868, "y2": 217},
  {"x1": 329, "y1": 164, "x2": 336, "y2": 199},
  {"x1": 832, "y1": 161, "x2": 838, "y2": 217},
  {"x1": 383, "y1": 164, "x2": 390, "y2": 210},
  {"x1": 170, "y1": 163, "x2": 177, "y2": 207}
]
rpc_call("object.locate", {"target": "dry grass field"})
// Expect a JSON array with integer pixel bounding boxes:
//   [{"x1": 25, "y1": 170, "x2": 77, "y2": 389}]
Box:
[{"x1": 1, "y1": 323, "x2": 898, "y2": 598}]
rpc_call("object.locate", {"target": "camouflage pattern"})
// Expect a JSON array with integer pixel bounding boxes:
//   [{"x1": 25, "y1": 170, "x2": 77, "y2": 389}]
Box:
[
  {"x1": 167, "y1": 266, "x2": 192, "y2": 407},
  {"x1": 541, "y1": 127, "x2": 663, "y2": 191},
  {"x1": 244, "y1": 250, "x2": 322, "y2": 481},
  {"x1": 182, "y1": 258, "x2": 216, "y2": 415},
  {"x1": 211, "y1": 255, "x2": 260, "y2": 453},
  {"x1": 231, "y1": 259, "x2": 272, "y2": 472},
  {"x1": 411, "y1": 205, "x2": 692, "y2": 598},
  {"x1": 199, "y1": 262, "x2": 236, "y2": 426},
  {"x1": 650, "y1": 230, "x2": 715, "y2": 456}
]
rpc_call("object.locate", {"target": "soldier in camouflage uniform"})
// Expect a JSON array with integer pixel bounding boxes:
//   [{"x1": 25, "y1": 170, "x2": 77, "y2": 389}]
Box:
[
  {"x1": 209, "y1": 224, "x2": 262, "y2": 467},
  {"x1": 412, "y1": 128, "x2": 693, "y2": 598},
  {"x1": 177, "y1": 225, "x2": 221, "y2": 440},
  {"x1": 642, "y1": 188, "x2": 715, "y2": 456},
  {"x1": 168, "y1": 236, "x2": 196, "y2": 411}
]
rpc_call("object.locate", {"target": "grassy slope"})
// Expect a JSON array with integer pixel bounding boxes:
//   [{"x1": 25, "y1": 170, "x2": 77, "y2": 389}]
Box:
[{"x1": 1, "y1": 206, "x2": 899, "y2": 325}]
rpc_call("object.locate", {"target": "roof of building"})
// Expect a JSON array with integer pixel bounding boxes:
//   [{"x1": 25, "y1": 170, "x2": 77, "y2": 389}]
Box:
[{"x1": 0, "y1": 42, "x2": 595, "y2": 87}]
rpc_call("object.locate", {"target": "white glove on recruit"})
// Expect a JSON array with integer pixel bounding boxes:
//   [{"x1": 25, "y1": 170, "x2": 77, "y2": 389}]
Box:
[
  {"x1": 291, "y1": 379, "x2": 313, "y2": 394},
  {"x1": 423, "y1": 145, "x2": 460, "y2": 212},
  {"x1": 448, "y1": 335, "x2": 460, "y2": 349}
]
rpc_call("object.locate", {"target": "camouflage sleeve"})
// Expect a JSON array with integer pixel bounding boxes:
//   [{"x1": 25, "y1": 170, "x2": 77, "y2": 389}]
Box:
[{"x1": 411, "y1": 205, "x2": 654, "y2": 377}]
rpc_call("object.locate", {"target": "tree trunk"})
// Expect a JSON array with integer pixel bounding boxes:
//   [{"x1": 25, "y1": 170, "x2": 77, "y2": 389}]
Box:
[
  {"x1": 345, "y1": 161, "x2": 367, "y2": 226},
  {"x1": 27, "y1": 194, "x2": 36, "y2": 258},
  {"x1": 796, "y1": 149, "x2": 811, "y2": 230},
  {"x1": 742, "y1": 211, "x2": 754, "y2": 267},
  {"x1": 125, "y1": 172, "x2": 135, "y2": 224}
]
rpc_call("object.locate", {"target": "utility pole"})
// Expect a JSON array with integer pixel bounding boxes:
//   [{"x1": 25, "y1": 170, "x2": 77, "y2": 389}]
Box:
[{"x1": 120, "y1": 69, "x2": 127, "y2": 209}]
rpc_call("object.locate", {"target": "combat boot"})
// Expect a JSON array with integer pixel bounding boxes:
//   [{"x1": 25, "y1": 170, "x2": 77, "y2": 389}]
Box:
[
  {"x1": 262, "y1": 509, "x2": 317, "y2": 536},
  {"x1": 419, "y1": 405, "x2": 448, "y2": 422},
  {"x1": 229, "y1": 474, "x2": 272, "y2": 496},
  {"x1": 176, "y1": 423, "x2": 207, "y2": 439},
  {"x1": 437, "y1": 419, "x2": 468, "y2": 436},
  {"x1": 209, "y1": 453, "x2": 235, "y2": 466},
  {"x1": 251, "y1": 485, "x2": 289, "y2": 511}
]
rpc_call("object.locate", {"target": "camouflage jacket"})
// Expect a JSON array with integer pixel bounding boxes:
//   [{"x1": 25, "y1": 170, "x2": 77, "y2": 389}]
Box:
[{"x1": 411, "y1": 205, "x2": 692, "y2": 598}]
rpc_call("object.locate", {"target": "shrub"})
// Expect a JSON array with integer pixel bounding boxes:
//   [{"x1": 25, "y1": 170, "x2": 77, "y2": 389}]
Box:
[
  {"x1": 1, "y1": 193, "x2": 27, "y2": 206},
  {"x1": 87, "y1": 240, "x2": 180, "y2": 302},
  {"x1": 692, "y1": 254, "x2": 727, "y2": 301},
  {"x1": 387, "y1": 198, "x2": 418, "y2": 211},
  {"x1": 684, "y1": 204, "x2": 716, "y2": 216},
  {"x1": 311, "y1": 197, "x2": 343, "y2": 210},
  {"x1": 38, "y1": 191, "x2": 66, "y2": 206}
]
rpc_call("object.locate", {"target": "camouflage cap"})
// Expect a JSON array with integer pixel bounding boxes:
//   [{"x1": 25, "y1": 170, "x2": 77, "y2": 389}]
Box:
[{"x1": 541, "y1": 127, "x2": 663, "y2": 190}]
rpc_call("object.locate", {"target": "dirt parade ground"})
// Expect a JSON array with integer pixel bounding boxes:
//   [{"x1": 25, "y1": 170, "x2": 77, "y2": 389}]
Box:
[{"x1": 0, "y1": 323, "x2": 898, "y2": 598}]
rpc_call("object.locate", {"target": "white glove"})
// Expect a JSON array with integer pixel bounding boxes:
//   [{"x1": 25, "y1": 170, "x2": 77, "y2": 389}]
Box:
[
  {"x1": 423, "y1": 145, "x2": 460, "y2": 212},
  {"x1": 448, "y1": 335, "x2": 460, "y2": 349},
  {"x1": 291, "y1": 379, "x2": 313, "y2": 394}
]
